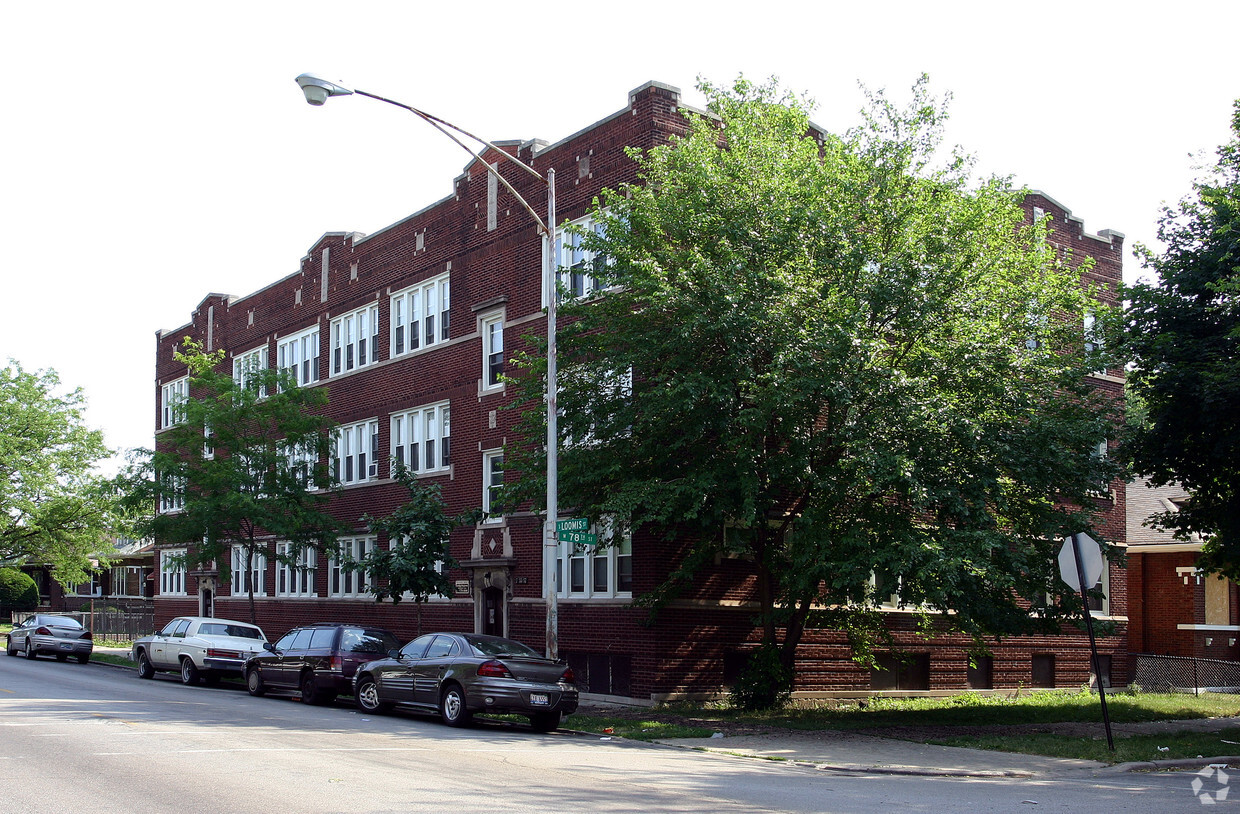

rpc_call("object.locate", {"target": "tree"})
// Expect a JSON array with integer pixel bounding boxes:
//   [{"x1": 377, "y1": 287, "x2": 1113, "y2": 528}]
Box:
[
  {"x1": 1118, "y1": 99, "x2": 1240, "y2": 579},
  {"x1": 508, "y1": 77, "x2": 1121, "y2": 692},
  {"x1": 1, "y1": 361, "x2": 119, "y2": 584},
  {"x1": 0, "y1": 567, "x2": 39, "y2": 614},
  {"x1": 355, "y1": 465, "x2": 481, "y2": 635},
  {"x1": 119, "y1": 339, "x2": 342, "y2": 623}
]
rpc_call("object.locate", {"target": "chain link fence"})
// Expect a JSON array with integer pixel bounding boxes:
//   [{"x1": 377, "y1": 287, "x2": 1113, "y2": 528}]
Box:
[{"x1": 1132, "y1": 654, "x2": 1240, "y2": 696}]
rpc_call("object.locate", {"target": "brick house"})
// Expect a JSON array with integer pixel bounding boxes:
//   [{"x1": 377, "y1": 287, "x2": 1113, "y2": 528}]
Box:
[{"x1": 151, "y1": 82, "x2": 1128, "y2": 701}]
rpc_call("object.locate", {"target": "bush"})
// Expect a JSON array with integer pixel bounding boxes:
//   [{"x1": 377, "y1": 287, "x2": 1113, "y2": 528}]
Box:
[
  {"x1": 0, "y1": 568, "x2": 39, "y2": 614},
  {"x1": 729, "y1": 645, "x2": 793, "y2": 710}
]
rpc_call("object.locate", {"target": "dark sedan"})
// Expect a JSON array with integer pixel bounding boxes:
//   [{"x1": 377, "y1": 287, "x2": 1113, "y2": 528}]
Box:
[
  {"x1": 353, "y1": 632, "x2": 578, "y2": 732},
  {"x1": 244, "y1": 623, "x2": 401, "y2": 705},
  {"x1": 5, "y1": 615, "x2": 93, "y2": 663}
]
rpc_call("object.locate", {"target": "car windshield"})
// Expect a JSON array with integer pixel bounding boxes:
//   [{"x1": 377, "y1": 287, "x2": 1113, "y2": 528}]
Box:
[
  {"x1": 465, "y1": 635, "x2": 542, "y2": 659},
  {"x1": 343, "y1": 628, "x2": 401, "y2": 654},
  {"x1": 198, "y1": 623, "x2": 262, "y2": 639},
  {"x1": 43, "y1": 617, "x2": 83, "y2": 630}
]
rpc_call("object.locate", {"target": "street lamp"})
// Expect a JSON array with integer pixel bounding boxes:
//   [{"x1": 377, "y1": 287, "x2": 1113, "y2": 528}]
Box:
[{"x1": 295, "y1": 74, "x2": 562, "y2": 659}]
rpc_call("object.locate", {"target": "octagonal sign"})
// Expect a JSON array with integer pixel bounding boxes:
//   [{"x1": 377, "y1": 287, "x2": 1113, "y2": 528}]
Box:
[{"x1": 1058, "y1": 533, "x2": 1104, "y2": 592}]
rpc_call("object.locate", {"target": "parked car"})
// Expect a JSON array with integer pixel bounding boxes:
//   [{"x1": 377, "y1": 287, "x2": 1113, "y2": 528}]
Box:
[
  {"x1": 353, "y1": 632, "x2": 578, "y2": 732},
  {"x1": 132, "y1": 616, "x2": 267, "y2": 686},
  {"x1": 244, "y1": 623, "x2": 401, "y2": 705},
  {"x1": 5, "y1": 615, "x2": 93, "y2": 663}
]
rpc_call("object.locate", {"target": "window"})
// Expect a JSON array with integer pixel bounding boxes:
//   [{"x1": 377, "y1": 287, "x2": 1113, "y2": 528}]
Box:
[
  {"x1": 1084, "y1": 311, "x2": 1106, "y2": 374},
  {"x1": 160, "y1": 549, "x2": 187, "y2": 596},
  {"x1": 161, "y1": 377, "x2": 188, "y2": 429},
  {"x1": 109, "y1": 565, "x2": 144, "y2": 597},
  {"x1": 869, "y1": 569, "x2": 905, "y2": 609},
  {"x1": 391, "y1": 402, "x2": 450, "y2": 474},
  {"x1": 481, "y1": 314, "x2": 504, "y2": 389},
  {"x1": 552, "y1": 520, "x2": 632, "y2": 599},
  {"x1": 334, "y1": 419, "x2": 379, "y2": 485},
  {"x1": 870, "y1": 653, "x2": 930, "y2": 691},
  {"x1": 276, "y1": 543, "x2": 317, "y2": 597},
  {"x1": 482, "y1": 450, "x2": 504, "y2": 521},
  {"x1": 390, "y1": 273, "x2": 450, "y2": 356},
  {"x1": 551, "y1": 216, "x2": 609, "y2": 302},
  {"x1": 1086, "y1": 560, "x2": 1110, "y2": 616},
  {"x1": 69, "y1": 575, "x2": 101, "y2": 596},
  {"x1": 1090, "y1": 439, "x2": 1112, "y2": 498},
  {"x1": 282, "y1": 438, "x2": 320, "y2": 488},
  {"x1": 158, "y1": 473, "x2": 185, "y2": 514},
  {"x1": 231, "y1": 545, "x2": 267, "y2": 597},
  {"x1": 277, "y1": 326, "x2": 320, "y2": 387},
  {"x1": 330, "y1": 536, "x2": 374, "y2": 598},
  {"x1": 331, "y1": 303, "x2": 380, "y2": 375},
  {"x1": 566, "y1": 366, "x2": 633, "y2": 447},
  {"x1": 391, "y1": 535, "x2": 450, "y2": 601},
  {"x1": 233, "y1": 345, "x2": 269, "y2": 396}
]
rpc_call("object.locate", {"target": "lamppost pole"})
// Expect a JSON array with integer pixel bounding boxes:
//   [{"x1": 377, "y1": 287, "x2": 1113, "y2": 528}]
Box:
[{"x1": 296, "y1": 74, "x2": 561, "y2": 659}]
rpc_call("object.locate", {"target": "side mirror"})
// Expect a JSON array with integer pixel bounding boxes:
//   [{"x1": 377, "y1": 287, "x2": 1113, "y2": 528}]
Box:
[{"x1": 263, "y1": 642, "x2": 277, "y2": 654}]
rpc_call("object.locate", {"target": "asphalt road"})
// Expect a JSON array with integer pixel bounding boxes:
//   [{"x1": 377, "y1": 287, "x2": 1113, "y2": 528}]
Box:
[{"x1": 0, "y1": 654, "x2": 1223, "y2": 813}]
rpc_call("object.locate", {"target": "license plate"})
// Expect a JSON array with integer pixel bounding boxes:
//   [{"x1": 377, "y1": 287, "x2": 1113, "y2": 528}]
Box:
[
  {"x1": 59, "y1": 643, "x2": 72, "y2": 650},
  {"x1": 529, "y1": 692, "x2": 549, "y2": 706}
]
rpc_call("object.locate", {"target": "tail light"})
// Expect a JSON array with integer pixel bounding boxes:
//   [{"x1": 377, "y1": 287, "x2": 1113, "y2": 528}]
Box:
[
  {"x1": 206, "y1": 648, "x2": 242, "y2": 659},
  {"x1": 36, "y1": 627, "x2": 51, "y2": 635},
  {"x1": 476, "y1": 660, "x2": 513, "y2": 679},
  {"x1": 329, "y1": 656, "x2": 342, "y2": 671},
  {"x1": 560, "y1": 667, "x2": 575, "y2": 684}
]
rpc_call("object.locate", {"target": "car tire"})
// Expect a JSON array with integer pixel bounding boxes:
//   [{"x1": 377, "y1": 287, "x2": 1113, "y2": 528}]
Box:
[
  {"x1": 202, "y1": 672, "x2": 221, "y2": 687},
  {"x1": 529, "y1": 711, "x2": 561, "y2": 733},
  {"x1": 56, "y1": 654, "x2": 68, "y2": 662},
  {"x1": 300, "y1": 671, "x2": 326, "y2": 705},
  {"x1": 25, "y1": 640, "x2": 38, "y2": 660},
  {"x1": 354, "y1": 675, "x2": 393, "y2": 713},
  {"x1": 439, "y1": 684, "x2": 472, "y2": 728},
  {"x1": 5, "y1": 637, "x2": 16, "y2": 657},
  {"x1": 180, "y1": 657, "x2": 201, "y2": 686},
  {"x1": 136, "y1": 651, "x2": 155, "y2": 679},
  {"x1": 76, "y1": 654, "x2": 90, "y2": 664},
  {"x1": 246, "y1": 668, "x2": 266, "y2": 697}
]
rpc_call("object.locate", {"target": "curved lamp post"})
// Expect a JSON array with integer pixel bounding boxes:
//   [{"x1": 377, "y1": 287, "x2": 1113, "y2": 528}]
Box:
[{"x1": 295, "y1": 74, "x2": 562, "y2": 659}]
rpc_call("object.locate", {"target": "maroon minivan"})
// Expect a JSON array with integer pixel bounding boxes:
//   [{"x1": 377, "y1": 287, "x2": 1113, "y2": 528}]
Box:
[{"x1": 244, "y1": 624, "x2": 401, "y2": 705}]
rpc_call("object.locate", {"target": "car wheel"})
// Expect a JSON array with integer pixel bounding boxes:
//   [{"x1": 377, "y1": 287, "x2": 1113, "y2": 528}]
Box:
[
  {"x1": 76, "y1": 654, "x2": 90, "y2": 665},
  {"x1": 25, "y1": 639, "x2": 38, "y2": 660},
  {"x1": 529, "y1": 711, "x2": 561, "y2": 733},
  {"x1": 5, "y1": 637, "x2": 15, "y2": 657},
  {"x1": 354, "y1": 676, "x2": 392, "y2": 713},
  {"x1": 56, "y1": 654, "x2": 68, "y2": 662},
  {"x1": 180, "y1": 657, "x2": 201, "y2": 686},
  {"x1": 300, "y1": 671, "x2": 326, "y2": 705},
  {"x1": 136, "y1": 651, "x2": 155, "y2": 680},
  {"x1": 202, "y1": 672, "x2": 221, "y2": 687},
  {"x1": 439, "y1": 684, "x2": 472, "y2": 727},
  {"x1": 246, "y1": 667, "x2": 266, "y2": 697}
]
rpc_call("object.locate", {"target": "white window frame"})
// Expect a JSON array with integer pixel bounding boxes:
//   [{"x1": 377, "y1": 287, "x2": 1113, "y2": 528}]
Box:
[
  {"x1": 481, "y1": 313, "x2": 504, "y2": 390},
  {"x1": 390, "y1": 401, "x2": 450, "y2": 475},
  {"x1": 161, "y1": 377, "x2": 188, "y2": 429},
  {"x1": 233, "y1": 345, "x2": 270, "y2": 396},
  {"x1": 160, "y1": 549, "x2": 187, "y2": 596},
  {"x1": 282, "y1": 438, "x2": 319, "y2": 489},
  {"x1": 334, "y1": 419, "x2": 379, "y2": 485},
  {"x1": 277, "y1": 326, "x2": 320, "y2": 388},
  {"x1": 551, "y1": 520, "x2": 632, "y2": 599},
  {"x1": 231, "y1": 545, "x2": 267, "y2": 597},
  {"x1": 546, "y1": 215, "x2": 609, "y2": 305},
  {"x1": 330, "y1": 536, "x2": 374, "y2": 598},
  {"x1": 275, "y1": 543, "x2": 317, "y2": 597},
  {"x1": 390, "y1": 272, "x2": 450, "y2": 357},
  {"x1": 331, "y1": 303, "x2": 380, "y2": 376},
  {"x1": 158, "y1": 473, "x2": 185, "y2": 514},
  {"x1": 109, "y1": 565, "x2": 144, "y2": 598},
  {"x1": 482, "y1": 450, "x2": 504, "y2": 523}
]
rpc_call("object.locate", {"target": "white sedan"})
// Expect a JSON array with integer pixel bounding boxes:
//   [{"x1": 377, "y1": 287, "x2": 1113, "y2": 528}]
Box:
[{"x1": 132, "y1": 616, "x2": 268, "y2": 686}]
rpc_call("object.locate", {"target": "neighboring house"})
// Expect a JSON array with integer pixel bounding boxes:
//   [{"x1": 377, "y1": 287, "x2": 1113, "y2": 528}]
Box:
[
  {"x1": 150, "y1": 81, "x2": 1128, "y2": 701},
  {"x1": 1127, "y1": 476, "x2": 1238, "y2": 661},
  {"x1": 21, "y1": 536, "x2": 156, "y2": 612}
]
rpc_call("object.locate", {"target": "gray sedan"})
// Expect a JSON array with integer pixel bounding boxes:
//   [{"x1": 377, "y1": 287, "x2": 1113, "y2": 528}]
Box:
[
  {"x1": 5, "y1": 615, "x2": 93, "y2": 663},
  {"x1": 353, "y1": 633, "x2": 578, "y2": 732}
]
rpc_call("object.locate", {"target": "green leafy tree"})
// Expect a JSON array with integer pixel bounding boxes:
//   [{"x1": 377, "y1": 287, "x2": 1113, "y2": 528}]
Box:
[
  {"x1": 1, "y1": 361, "x2": 119, "y2": 584},
  {"x1": 119, "y1": 339, "x2": 342, "y2": 623},
  {"x1": 0, "y1": 567, "x2": 39, "y2": 613},
  {"x1": 356, "y1": 466, "x2": 481, "y2": 635},
  {"x1": 508, "y1": 77, "x2": 1120, "y2": 693},
  {"x1": 1118, "y1": 99, "x2": 1240, "y2": 578}
]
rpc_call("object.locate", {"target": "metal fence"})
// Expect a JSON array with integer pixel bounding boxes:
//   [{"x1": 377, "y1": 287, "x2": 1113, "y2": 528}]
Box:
[
  {"x1": 1131, "y1": 653, "x2": 1240, "y2": 696},
  {"x1": 10, "y1": 607, "x2": 155, "y2": 643}
]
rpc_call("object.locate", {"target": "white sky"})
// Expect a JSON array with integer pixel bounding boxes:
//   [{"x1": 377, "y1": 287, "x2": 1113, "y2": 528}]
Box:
[{"x1": 1, "y1": 1, "x2": 1236, "y2": 471}]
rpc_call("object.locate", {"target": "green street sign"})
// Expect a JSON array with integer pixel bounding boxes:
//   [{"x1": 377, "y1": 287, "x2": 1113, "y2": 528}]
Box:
[
  {"x1": 556, "y1": 518, "x2": 589, "y2": 532},
  {"x1": 560, "y1": 530, "x2": 598, "y2": 547}
]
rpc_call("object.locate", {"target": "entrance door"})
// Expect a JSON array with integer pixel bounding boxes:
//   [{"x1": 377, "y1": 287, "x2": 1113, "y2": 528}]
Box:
[{"x1": 482, "y1": 587, "x2": 504, "y2": 637}]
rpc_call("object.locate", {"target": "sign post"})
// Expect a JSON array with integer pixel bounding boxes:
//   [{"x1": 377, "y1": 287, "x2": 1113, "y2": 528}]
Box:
[{"x1": 1058, "y1": 532, "x2": 1114, "y2": 752}]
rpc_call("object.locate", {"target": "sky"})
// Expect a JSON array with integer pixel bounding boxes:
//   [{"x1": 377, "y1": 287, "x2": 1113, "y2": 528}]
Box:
[{"x1": 1, "y1": 1, "x2": 1236, "y2": 471}]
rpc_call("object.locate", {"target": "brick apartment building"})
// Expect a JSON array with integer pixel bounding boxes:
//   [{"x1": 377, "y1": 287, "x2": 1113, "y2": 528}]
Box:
[{"x1": 152, "y1": 81, "x2": 1128, "y2": 701}]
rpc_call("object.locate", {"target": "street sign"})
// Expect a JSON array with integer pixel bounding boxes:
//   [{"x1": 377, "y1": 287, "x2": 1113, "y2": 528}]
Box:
[
  {"x1": 556, "y1": 518, "x2": 589, "y2": 532},
  {"x1": 560, "y1": 530, "x2": 598, "y2": 547},
  {"x1": 1058, "y1": 533, "x2": 1103, "y2": 591}
]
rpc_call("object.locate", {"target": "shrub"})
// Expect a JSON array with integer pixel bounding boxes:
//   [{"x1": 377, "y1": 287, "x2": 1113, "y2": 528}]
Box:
[
  {"x1": 0, "y1": 569, "x2": 39, "y2": 614},
  {"x1": 729, "y1": 645, "x2": 793, "y2": 711}
]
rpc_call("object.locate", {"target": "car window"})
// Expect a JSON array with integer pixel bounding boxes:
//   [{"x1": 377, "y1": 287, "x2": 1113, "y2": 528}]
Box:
[
  {"x1": 399, "y1": 634, "x2": 435, "y2": 660},
  {"x1": 424, "y1": 636, "x2": 458, "y2": 659},
  {"x1": 47, "y1": 617, "x2": 84, "y2": 630},
  {"x1": 275, "y1": 631, "x2": 300, "y2": 650},
  {"x1": 288, "y1": 629, "x2": 314, "y2": 650},
  {"x1": 466, "y1": 636, "x2": 542, "y2": 659},
  {"x1": 159, "y1": 619, "x2": 182, "y2": 636},
  {"x1": 343, "y1": 628, "x2": 401, "y2": 654},
  {"x1": 309, "y1": 628, "x2": 335, "y2": 649},
  {"x1": 172, "y1": 619, "x2": 192, "y2": 638}
]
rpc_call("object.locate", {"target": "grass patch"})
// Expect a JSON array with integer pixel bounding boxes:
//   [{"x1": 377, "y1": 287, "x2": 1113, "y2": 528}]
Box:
[
  {"x1": 935, "y1": 727, "x2": 1240, "y2": 764},
  {"x1": 563, "y1": 714, "x2": 716, "y2": 742},
  {"x1": 90, "y1": 652, "x2": 135, "y2": 668}
]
